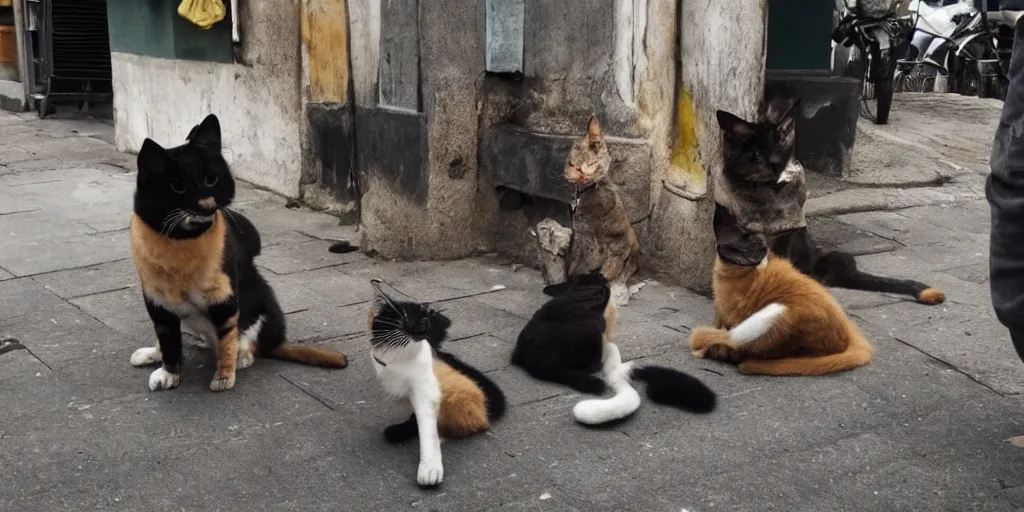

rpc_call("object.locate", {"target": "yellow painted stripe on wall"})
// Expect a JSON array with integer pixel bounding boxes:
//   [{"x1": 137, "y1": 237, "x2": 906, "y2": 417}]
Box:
[
  {"x1": 667, "y1": 84, "x2": 706, "y2": 193},
  {"x1": 303, "y1": 0, "x2": 350, "y2": 104}
]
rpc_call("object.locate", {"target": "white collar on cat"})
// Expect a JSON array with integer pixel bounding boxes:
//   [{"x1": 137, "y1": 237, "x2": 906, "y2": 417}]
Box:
[{"x1": 777, "y1": 161, "x2": 803, "y2": 184}]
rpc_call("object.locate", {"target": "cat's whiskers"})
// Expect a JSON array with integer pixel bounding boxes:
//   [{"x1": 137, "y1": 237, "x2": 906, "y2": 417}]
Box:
[
  {"x1": 371, "y1": 317, "x2": 404, "y2": 330},
  {"x1": 374, "y1": 332, "x2": 412, "y2": 349},
  {"x1": 222, "y1": 207, "x2": 243, "y2": 232},
  {"x1": 166, "y1": 212, "x2": 188, "y2": 235},
  {"x1": 160, "y1": 209, "x2": 187, "y2": 236}
]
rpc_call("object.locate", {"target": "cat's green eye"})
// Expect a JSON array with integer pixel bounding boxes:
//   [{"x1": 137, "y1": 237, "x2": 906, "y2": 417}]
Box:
[
  {"x1": 204, "y1": 173, "x2": 218, "y2": 187},
  {"x1": 170, "y1": 180, "x2": 186, "y2": 194}
]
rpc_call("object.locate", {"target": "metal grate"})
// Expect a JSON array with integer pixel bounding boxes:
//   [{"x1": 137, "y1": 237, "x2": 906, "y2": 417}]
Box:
[{"x1": 48, "y1": 0, "x2": 111, "y2": 81}]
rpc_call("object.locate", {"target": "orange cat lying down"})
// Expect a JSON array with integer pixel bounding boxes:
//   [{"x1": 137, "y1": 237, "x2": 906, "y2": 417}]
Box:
[{"x1": 689, "y1": 204, "x2": 873, "y2": 376}]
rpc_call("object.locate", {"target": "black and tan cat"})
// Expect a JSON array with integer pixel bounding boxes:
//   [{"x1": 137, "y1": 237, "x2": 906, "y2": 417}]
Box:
[
  {"x1": 715, "y1": 102, "x2": 945, "y2": 305},
  {"x1": 543, "y1": 115, "x2": 640, "y2": 305},
  {"x1": 128, "y1": 114, "x2": 348, "y2": 392},
  {"x1": 689, "y1": 204, "x2": 873, "y2": 376}
]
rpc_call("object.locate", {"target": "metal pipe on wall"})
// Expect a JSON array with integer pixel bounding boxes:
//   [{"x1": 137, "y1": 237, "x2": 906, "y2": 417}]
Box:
[{"x1": 231, "y1": 0, "x2": 239, "y2": 43}]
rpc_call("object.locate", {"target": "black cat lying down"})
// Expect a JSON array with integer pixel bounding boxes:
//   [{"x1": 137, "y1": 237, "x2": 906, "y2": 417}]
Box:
[{"x1": 513, "y1": 270, "x2": 716, "y2": 424}]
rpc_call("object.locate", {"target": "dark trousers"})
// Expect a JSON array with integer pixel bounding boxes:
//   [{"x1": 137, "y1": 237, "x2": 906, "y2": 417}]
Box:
[{"x1": 989, "y1": 20, "x2": 1024, "y2": 361}]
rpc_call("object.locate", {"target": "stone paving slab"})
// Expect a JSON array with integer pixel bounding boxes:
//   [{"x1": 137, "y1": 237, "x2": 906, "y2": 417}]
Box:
[{"x1": 31, "y1": 258, "x2": 136, "y2": 300}]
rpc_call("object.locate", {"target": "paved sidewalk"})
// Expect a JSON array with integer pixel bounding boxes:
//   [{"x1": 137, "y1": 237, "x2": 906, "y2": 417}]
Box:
[{"x1": 2, "y1": 102, "x2": 1024, "y2": 511}]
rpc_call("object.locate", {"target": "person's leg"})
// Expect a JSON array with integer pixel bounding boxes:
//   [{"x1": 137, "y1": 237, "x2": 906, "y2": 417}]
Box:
[{"x1": 988, "y1": 19, "x2": 1024, "y2": 363}]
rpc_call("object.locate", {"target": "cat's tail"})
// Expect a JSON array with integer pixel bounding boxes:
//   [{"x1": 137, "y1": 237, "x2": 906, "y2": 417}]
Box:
[
  {"x1": 737, "y1": 335, "x2": 873, "y2": 376},
  {"x1": 572, "y1": 344, "x2": 641, "y2": 425},
  {"x1": 435, "y1": 351, "x2": 507, "y2": 423},
  {"x1": 270, "y1": 343, "x2": 349, "y2": 368},
  {"x1": 572, "y1": 344, "x2": 717, "y2": 425},
  {"x1": 814, "y1": 251, "x2": 945, "y2": 305},
  {"x1": 629, "y1": 365, "x2": 717, "y2": 414}
]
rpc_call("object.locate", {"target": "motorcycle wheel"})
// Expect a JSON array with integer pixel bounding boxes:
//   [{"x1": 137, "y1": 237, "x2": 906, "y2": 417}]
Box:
[{"x1": 872, "y1": 47, "x2": 895, "y2": 125}]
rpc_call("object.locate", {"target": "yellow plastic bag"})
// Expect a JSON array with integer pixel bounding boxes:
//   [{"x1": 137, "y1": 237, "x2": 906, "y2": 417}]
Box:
[{"x1": 177, "y1": 0, "x2": 226, "y2": 30}]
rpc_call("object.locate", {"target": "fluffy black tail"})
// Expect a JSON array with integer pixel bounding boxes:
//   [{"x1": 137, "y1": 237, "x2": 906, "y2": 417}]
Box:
[
  {"x1": 436, "y1": 351, "x2": 507, "y2": 422},
  {"x1": 812, "y1": 251, "x2": 945, "y2": 305},
  {"x1": 631, "y1": 366, "x2": 717, "y2": 414}
]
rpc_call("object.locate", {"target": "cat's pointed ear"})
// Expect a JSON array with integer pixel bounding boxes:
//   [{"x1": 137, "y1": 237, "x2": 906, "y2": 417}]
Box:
[
  {"x1": 713, "y1": 202, "x2": 748, "y2": 242},
  {"x1": 713, "y1": 202, "x2": 768, "y2": 266},
  {"x1": 189, "y1": 114, "x2": 222, "y2": 152},
  {"x1": 775, "y1": 98, "x2": 801, "y2": 137},
  {"x1": 185, "y1": 124, "x2": 200, "y2": 142},
  {"x1": 712, "y1": 203, "x2": 738, "y2": 235},
  {"x1": 587, "y1": 114, "x2": 603, "y2": 144},
  {"x1": 370, "y1": 279, "x2": 390, "y2": 310},
  {"x1": 137, "y1": 138, "x2": 170, "y2": 179},
  {"x1": 716, "y1": 110, "x2": 755, "y2": 139}
]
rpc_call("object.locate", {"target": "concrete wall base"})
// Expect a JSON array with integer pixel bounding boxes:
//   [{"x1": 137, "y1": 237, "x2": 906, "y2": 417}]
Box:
[
  {"x1": 0, "y1": 78, "x2": 26, "y2": 112},
  {"x1": 765, "y1": 70, "x2": 861, "y2": 178}
]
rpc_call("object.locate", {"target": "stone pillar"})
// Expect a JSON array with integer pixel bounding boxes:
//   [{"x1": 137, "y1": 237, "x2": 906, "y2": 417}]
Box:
[
  {"x1": 645, "y1": 0, "x2": 768, "y2": 293},
  {"x1": 300, "y1": 0, "x2": 359, "y2": 220},
  {"x1": 355, "y1": 0, "x2": 497, "y2": 260}
]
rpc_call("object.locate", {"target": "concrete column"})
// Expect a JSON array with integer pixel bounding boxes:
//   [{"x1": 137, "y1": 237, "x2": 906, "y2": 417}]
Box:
[
  {"x1": 300, "y1": 0, "x2": 361, "y2": 218},
  {"x1": 645, "y1": 0, "x2": 768, "y2": 293}
]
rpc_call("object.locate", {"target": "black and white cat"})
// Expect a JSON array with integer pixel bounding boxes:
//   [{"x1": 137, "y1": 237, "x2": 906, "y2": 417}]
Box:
[
  {"x1": 367, "y1": 279, "x2": 506, "y2": 488},
  {"x1": 512, "y1": 270, "x2": 717, "y2": 424}
]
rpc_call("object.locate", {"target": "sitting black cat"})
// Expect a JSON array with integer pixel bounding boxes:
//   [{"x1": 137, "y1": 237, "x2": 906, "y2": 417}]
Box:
[{"x1": 513, "y1": 269, "x2": 716, "y2": 425}]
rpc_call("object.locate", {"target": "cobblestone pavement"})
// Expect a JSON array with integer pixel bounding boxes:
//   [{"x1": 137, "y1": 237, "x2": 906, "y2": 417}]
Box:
[{"x1": 2, "y1": 98, "x2": 1024, "y2": 511}]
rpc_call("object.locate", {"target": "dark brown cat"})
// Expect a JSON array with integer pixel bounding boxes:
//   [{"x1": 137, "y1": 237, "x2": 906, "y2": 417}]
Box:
[
  {"x1": 715, "y1": 101, "x2": 945, "y2": 305},
  {"x1": 543, "y1": 115, "x2": 639, "y2": 305}
]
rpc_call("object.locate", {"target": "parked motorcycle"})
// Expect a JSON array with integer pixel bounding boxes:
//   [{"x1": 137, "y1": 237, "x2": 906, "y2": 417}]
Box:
[
  {"x1": 832, "y1": 0, "x2": 914, "y2": 124},
  {"x1": 896, "y1": 0, "x2": 1014, "y2": 99},
  {"x1": 895, "y1": 0, "x2": 973, "y2": 93}
]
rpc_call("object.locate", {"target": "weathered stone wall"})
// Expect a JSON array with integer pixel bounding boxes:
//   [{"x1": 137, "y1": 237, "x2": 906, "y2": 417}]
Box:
[
  {"x1": 645, "y1": 0, "x2": 769, "y2": 292},
  {"x1": 296, "y1": 0, "x2": 769, "y2": 288},
  {"x1": 111, "y1": 0, "x2": 303, "y2": 197},
  {"x1": 117, "y1": 0, "x2": 770, "y2": 288}
]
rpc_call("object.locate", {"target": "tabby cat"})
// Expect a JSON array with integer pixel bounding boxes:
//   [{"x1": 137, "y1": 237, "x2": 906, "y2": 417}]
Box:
[
  {"x1": 515, "y1": 269, "x2": 716, "y2": 424},
  {"x1": 543, "y1": 115, "x2": 640, "y2": 306},
  {"x1": 715, "y1": 104, "x2": 945, "y2": 305},
  {"x1": 368, "y1": 279, "x2": 506, "y2": 487},
  {"x1": 688, "y1": 204, "x2": 873, "y2": 376},
  {"x1": 128, "y1": 114, "x2": 348, "y2": 392}
]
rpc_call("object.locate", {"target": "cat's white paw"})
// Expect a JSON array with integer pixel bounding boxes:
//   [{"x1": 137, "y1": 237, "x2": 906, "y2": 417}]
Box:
[
  {"x1": 627, "y1": 279, "x2": 649, "y2": 297},
  {"x1": 236, "y1": 338, "x2": 255, "y2": 369},
  {"x1": 148, "y1": 367, "x2": 180, "y2": 391},
  {"x1": 130, "y1": 346, "x2": 161, "y2": 367},
  {"x1": 416, "y1": 459, "x2": 444, "y2": 487},
  {"x1": 610, "y1": 282, "x2": 630, "y2": 306},
  {"x1": 236, "y1": 350, "x2": 255, "y2": 369}
]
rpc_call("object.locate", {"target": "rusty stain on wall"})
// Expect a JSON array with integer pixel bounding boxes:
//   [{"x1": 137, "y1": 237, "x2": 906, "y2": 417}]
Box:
[
  {"x1": 302, "y1": 0, "x2": 349, "y2": 104},
  {"x1": 665, "y1": 84, "x2": 706, "y2": 196}
]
